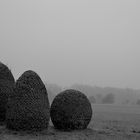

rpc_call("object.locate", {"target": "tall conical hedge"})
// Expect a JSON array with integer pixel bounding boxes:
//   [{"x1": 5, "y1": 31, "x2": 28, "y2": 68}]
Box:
[
  {"x1": 6, "y1": 70, "x2": 50, "y2": 131},
  {"x1": 50, "y1": 89, "x2": 92, "y2": 131},
  {"x1": 0, "y1": 62, "x2": 15, "y2": 124},
  {"x1": 16, "y1": 70, "x2": 45, "y2": 90}
]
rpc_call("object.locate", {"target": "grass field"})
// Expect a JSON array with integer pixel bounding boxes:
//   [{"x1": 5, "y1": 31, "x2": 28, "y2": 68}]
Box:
[
  {"x1": 89, "y1": 104, "x2": 140, "y2": 139},
  {"x1": 1, "y1": 104, "x2": 140, "y2": 140}
]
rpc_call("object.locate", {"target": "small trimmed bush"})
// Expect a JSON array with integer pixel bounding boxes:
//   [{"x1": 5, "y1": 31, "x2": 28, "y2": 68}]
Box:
[{"x1": 50, "y1": 89, "x2": 92, "y2": 131}]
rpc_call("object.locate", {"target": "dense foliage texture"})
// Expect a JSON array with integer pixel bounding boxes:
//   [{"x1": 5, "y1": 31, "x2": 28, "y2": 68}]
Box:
[
  {"x1": 50, "y1": 89, "x2": 92, "y2": 131},
  {"x1": 6, "y1": 70, "x2": 50, "y2": 131},
  {"x1": 0, "y1": 62, "x2": 15, "y2": 124},
  {"x1": 0, "y1": 62, "x2": 15, "y2": 83}
]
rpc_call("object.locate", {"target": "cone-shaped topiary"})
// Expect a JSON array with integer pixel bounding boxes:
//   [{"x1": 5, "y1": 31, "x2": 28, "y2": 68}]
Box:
[
  {"x1": 50, "y1": 89, "x2": 92, "y2": 131},
  {"x1": 0, "y1": 62, "x2": 15, "y2": 83},
  {"x1": 16, "y1": 70, "x2": 46, "y2": 91},
  {"x1": 6, "y1": 70, "x2": 50, "y2": 131}
]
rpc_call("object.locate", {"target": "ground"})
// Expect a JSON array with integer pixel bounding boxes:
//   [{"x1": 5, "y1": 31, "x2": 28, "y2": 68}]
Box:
[{"x1": 0, "y1": 104, "x2": 140, "y2": 140}]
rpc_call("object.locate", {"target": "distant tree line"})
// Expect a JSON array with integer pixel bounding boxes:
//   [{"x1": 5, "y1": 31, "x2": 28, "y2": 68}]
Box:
[
  {"x1": 46, "y1": 83, "x2": 140, "y2": 106},
  {"x1": 88, "y1": 93, "x2": 115, "y2": 104}
]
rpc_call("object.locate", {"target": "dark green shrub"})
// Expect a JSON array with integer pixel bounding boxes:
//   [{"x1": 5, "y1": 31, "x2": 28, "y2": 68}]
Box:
[
  {"x1": 0, "y1": 62, "x2": 15, "y2": 124},
  {"x1": 50, "y1": 89, "x2": 92, "y2": 131},
  {"x1": 16, "y1": 70, "x2": 45, "y2": 91},
  {"x1": 0, "y1": 80, "x2": 15, "y2": 123},
  {"x1": 0, "y1": 62, "x2": 15, "y2": 83},
  {"x1": 6, "y1": 70, "x2": 50, "y2": 131}
]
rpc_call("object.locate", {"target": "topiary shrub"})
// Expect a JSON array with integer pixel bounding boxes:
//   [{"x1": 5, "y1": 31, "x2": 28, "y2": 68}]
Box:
[
  {"x1": 0, "y1": 80, "x2": 15, "y2": 123},
  {"x1": 50, "y1": 89, "x2": 92, "y2": 131},
  {"x1": 6, "y1": 70, "x2": 50, "y2": 131},
  {"x1": 0, "y1": 62, "x2": 15, "y2": 83},
  {"x1": 16, "y1": 70, "x2": 46, "y2": 91},
  {"x1": 0, "y1": 62, "x2": 15, "y2": 124}
]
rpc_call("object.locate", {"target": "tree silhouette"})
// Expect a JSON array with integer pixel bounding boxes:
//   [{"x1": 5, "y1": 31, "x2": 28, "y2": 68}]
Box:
[
  {"x1": 102, "y1": 93, "x2": 115, "y2": 104},
  {"x1": 136, "y1": 99, "x2": 140, "y2": 105}
]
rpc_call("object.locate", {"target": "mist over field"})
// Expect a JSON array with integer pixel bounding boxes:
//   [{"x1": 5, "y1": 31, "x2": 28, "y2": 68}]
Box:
[
  {"x1": 0, "y1": 1, "x2": 140, "y2": 139},
  {"x1": 46, "y1": 83, "x2": 140, "y2": 105},
  {"x1": 0, "y1": 0, "x2": 140, "y2": 90}
]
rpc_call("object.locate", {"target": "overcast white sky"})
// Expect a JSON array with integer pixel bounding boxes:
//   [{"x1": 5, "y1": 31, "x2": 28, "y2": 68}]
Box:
[{"x1": 0, "y1": 0, "x2": 140, "y2": 89}]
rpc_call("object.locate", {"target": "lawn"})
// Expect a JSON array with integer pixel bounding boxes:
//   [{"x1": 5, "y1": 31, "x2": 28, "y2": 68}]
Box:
[{"x1": 1, "y1": 104, "x2": 140, "y2": 140}]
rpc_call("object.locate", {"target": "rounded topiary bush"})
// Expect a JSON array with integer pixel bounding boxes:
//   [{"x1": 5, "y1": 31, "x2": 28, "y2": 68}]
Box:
[
  {"x1": 0, "y1": 80, "x2": 15, "y2": 123},
  {"x1": 0, "y1": 62, "x2": 15, "y2": 124},
  {"x1": 6, "y1": 70, "x2": 50, "y2": 131},
  {"x1": 50, "y1": 89, "x2": 92, "y2": 131},
  {"x1": 0, "y1": 62, "x2": 15, "y2": 83}
]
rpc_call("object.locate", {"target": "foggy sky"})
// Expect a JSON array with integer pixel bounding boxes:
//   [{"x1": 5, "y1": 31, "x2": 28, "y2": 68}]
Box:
[{"x1": 0, "y1": 0, "x2": 140, "y2": 89}]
